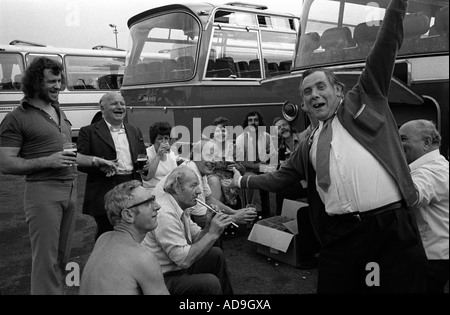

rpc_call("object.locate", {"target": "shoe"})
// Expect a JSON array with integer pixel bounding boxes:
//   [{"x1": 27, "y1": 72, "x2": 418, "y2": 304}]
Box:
[{"x1": 297, "y1": 257, "x2": 318, "y2": 270}]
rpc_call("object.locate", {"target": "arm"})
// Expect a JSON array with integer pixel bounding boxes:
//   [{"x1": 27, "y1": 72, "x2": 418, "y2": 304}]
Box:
[
  {"x1": 410, "y1": 167, "x2": 446, "y2": 208},
  {"x1": 0, "y1": 146, "x2": 76, "y2": 175},
  {"x1": 205, "y1": 194, "x2": 255, "y2": 225},
  {"x1": 181, "y1": 212, "x2": 230, "y2": 268},
  {"x1": 137, "y1": 250, "x2": 170, "y2": 295},
  {"x1": 359, "y1": 0, "x2": 407, "y2": 98}
]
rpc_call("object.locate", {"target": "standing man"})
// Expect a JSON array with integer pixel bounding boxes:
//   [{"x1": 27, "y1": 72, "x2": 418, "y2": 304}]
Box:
[
  {"x1": 80, "y1": 180, "x2": 169, "y2": 295},
  {"x1": 235, "y1": 111, "x2": 276, "y2": 217},
  {"x1": 0, "y1": 57, "x2": 116, "y2": 295},
  {"x1": 231, "y1": 0, "x2": 427, "y2": 293},
  {"x1": 77, "y1": 91, "x2": 147, "y2": 240},
  {"x1": 399, "y1": 119, "x2": 449, "y2": 293},
  {"x1": 142, "y1": 165, "x2": 234, "y2": 294}
]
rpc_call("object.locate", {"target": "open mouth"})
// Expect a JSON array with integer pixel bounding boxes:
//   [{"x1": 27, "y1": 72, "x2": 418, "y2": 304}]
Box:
[{"x1": 313, "y1": 103, "x2": 325, "y2": 109}]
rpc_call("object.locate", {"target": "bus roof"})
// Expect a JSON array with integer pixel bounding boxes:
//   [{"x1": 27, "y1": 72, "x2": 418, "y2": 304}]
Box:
[
  {"x1": 0, "y1": 44, "x2": 127, "y2": 58},
  {"x1": 127, "y1": 1, "x2": 298, "y2": 28}
]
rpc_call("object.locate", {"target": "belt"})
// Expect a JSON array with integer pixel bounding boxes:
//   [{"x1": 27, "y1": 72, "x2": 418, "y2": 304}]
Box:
[{"x1": 335, "y1": 200, "x2": 406, "y2": 221}]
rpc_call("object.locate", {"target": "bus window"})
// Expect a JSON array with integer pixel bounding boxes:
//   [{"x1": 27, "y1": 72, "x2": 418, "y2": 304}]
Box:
[
  {"x1": 65, "y1": 55, "x2": 125, "y2": 90},
  {"x1": 261, "y1": 31, "x2": 296, "y2": 77},
  {"x1": 0, "y1": 53, "x2": 24, "y2": 91},
  {"x1": 124, "y1": 11, "x2": 200, "y2": 85},
  {"x1": 207, "y1": 29, "x2": 260, "y2": 78},
  {"x1": 295, "y1": 0, "x2": 449, "y2": 68}
]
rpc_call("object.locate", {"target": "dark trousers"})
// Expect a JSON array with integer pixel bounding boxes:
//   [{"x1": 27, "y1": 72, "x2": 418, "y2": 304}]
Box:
[
  {"x1": 164, "y1": 247, "x2": 234, "y2": 295},
  {"x1": 427, "y1": 259, "x2": 449, "y2": 293},
  {"x1": 297, "y1": 206, "x2": 321, "y2": 262},
  {"x1": 94, "y1": 214, "x2": 114, "y2": 241},
  {"x1": 318, "y1": 206, "x2": 428, "y2": 294}
]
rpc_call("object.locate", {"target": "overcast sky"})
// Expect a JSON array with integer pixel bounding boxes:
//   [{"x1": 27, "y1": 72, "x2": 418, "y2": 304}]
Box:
[{"x1": 0, "y1": 0, "x2": 302, "y2": 50}]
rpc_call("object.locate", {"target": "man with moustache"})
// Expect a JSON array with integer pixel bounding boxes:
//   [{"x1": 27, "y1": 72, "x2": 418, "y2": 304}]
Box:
[
  {"x1": 142, "y1": 166, "x2": 234, "y2": 294},
  {"x1": 80, "y1": 180, "x2": 169, "y2": 295},
  {"x1": 77, "y1": 91, "x2": 147, "y2": 240},
  {"x1": 0, "y1": 57, "x2": 117, "y2": 294}
]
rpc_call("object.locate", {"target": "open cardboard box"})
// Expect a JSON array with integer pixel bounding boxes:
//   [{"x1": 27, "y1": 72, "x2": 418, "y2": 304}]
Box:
[{"x1": 248, "y1": 199, "x2": 308, "y2": 267}]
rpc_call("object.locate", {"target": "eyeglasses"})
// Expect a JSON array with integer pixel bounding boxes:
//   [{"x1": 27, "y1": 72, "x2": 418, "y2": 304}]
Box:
[{"x1": 121, "y1": 196, "x2": 155, "y2": 214}]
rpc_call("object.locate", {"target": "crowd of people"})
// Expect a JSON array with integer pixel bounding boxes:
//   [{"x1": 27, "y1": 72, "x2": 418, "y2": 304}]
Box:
[{"x1": 0, "y1": 0, "x2": 448, "y2": 295}]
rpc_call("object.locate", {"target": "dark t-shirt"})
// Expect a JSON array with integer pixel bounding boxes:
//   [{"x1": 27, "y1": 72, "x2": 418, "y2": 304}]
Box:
[{"x1": 0, "y1": 99, "x2": 77, "y2": 181}]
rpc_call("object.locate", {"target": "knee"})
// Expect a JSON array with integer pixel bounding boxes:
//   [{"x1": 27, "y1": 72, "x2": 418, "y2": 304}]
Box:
[{"x1": 200, "y1": 274, "x2": 222, "y2": 295}]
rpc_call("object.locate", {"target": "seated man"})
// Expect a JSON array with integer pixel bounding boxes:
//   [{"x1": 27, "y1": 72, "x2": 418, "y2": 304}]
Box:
[
  {"x1": 80, "y1": 180, "x2": 169, "y2": 295},
  {"x1": 142, "y1": 165, "x2": 234, "y2": 295}
]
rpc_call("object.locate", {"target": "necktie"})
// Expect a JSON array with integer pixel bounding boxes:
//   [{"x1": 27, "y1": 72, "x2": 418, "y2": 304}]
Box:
[
  {"x1": 181, "y1": 211, "x2": 192, "y2": 245},
  {"x1": 316, "y1": 119, "x2": 333, "y2": 191}
]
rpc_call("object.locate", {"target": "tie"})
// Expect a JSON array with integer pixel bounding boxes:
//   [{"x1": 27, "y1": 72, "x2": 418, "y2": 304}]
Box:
[
  {"x1": 316, "y1": 119, "x2": 333, "y2": 192},
  {"x1": 181, "y1": 211, "x2": 192, "y2": 245}
]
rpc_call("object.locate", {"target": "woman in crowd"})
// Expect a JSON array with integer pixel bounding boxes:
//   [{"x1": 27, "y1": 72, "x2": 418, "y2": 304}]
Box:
[
  {"x1": 207, "y1": 117, "x2": 245, "y2": 209},
  {"x1": 141, "y1": 121, "x2": 179, "y2": 192}
]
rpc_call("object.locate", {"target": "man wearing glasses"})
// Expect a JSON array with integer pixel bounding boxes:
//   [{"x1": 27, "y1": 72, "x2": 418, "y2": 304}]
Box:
[{"x1": 80, "y1": 180, "x2": 169, "y2": 295}]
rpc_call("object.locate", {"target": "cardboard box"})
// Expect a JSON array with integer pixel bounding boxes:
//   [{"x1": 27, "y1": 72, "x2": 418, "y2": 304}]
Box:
[{"x1": 248, "y1": 199, "x2": 308, "y2": 267}]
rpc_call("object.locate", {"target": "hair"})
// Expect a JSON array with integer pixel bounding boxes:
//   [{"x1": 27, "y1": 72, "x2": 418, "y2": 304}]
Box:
[
  {"x1": 212, "y1": 116, "x2": 229, "y2": 126},
  {"x1": 163, "y1": 165, "x2": 195, "y2": 195},
  {"x1": 99, "y1": 91, "x2": 122, "y2": 107},
  {"x1": 411, "y1": 119, "x2": 441, "y2": 146},
  {"x1": 104, "y1": 180, "x2": 143, "y2": 226},
  {"x1": 242, "y1": 110, "x2": 265, "y2": 128},
  {"x1": 298, "y1": 68, "x2": 345, "y2": 98},
  {"x1": 149, "y1": 121, "x2": 172, "y2": 144},
  {"x1": 272, "y1": 116, "x2": 286, "y2": 127},
  {"x1": 21, "y1": 57, "x2": 65, "y2": 99}
]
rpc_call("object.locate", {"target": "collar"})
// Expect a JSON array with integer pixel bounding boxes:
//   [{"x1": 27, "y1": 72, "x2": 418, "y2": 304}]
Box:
[
  {"x1": 19, "y1": 98, "x2": 60, "y2": 111},
  {"x1": 104, "y1": 119, "x2": 125, "y2": 133},
  {"x1": 409, "y1": 149, "x2": 441, "y2": 171}
]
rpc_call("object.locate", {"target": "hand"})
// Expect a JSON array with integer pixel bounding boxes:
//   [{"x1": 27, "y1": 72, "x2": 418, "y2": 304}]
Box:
[
  {"x1": 94, "y1": 158, "x2": 118, "y2": 177},
  {"x1": 209, "y1": 212, "x2": 232, "y2": 236},
  {"x1": 231, "y1": 208, "x2": 257, "y2": 225},
  {"x1": 47, "y1": 151, "x2": 77, "y2": 168},
  {"x1": 157, "y1": 142, "x2": 170, "y2": 158},
  {"x1": 228, "y1": 167, "x2": 241, "y2": 188}
]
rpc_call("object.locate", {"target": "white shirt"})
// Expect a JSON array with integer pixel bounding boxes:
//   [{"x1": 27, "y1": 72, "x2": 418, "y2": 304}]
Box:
[
  {"x1": 141, "y1": 192, "x2": 202, "y2": 274},
  {"x1": 410, "y1": 149, "x2": 449, "y2": 260},
  {"x1": 310, "y1": 117, "x2": 402, "y2": 215},
  {"x1": 142, "y1": 145, "x2": 178, "y2": 191},
  {"x1": 104, "y1": 120, "x2": 133, "y2": 174},
  {"x1": 153, "y1": 160, "x2": 211, "y2": 216}
]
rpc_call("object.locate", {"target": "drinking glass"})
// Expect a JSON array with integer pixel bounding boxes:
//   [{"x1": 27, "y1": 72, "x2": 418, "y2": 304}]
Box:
[{"x1": 136, "y1": 154, "x2": 148, "y2": 174}]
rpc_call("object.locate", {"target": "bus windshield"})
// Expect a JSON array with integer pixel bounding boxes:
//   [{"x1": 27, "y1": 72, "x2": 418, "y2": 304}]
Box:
[
  {"x1": 294, "y1": 0, "x2": 449, "y2": 69},
  {"x1": 124, "y1": 11, "x2": 201, "y2": 84}
]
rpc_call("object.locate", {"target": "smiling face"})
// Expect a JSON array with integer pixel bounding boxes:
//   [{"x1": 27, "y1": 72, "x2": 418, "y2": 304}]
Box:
[
  {"x1": 275, "y1": 119, "x2": 291, "y2": 139},
  {"x1": 130, "y1": 186, "x2": 161, "y2": 232},
  {"x1": 399, "y1": 121, "x2": 426, "y2": 164},
  {"x1": 301, "y1": 71, "x2": 342, "y2": 122},
  {"x1": 214, "y1": 124, "x2": 227, "y2": 143},
  {"x1": 38, "y1": 69, "x2": 61, "y2": 103},
  {"x1": 100, "y1": 92, "x2": 127, "y2": 126}
]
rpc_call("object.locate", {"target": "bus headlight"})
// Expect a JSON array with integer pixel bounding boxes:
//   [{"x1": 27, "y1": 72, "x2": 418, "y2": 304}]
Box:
[{"x1": 282, "y1": 101, "x2": 298, "y2": 122}]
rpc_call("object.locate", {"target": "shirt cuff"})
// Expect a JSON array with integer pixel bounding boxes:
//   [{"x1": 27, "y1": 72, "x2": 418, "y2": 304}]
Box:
[{"x1": 238, "y1": 176, "x2": 242, "y2": 188}]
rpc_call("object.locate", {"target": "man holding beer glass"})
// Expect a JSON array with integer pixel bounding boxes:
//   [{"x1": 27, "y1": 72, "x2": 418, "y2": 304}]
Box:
[{"x1": 77, "y1": 92, "x2": 147, "y2": 240}]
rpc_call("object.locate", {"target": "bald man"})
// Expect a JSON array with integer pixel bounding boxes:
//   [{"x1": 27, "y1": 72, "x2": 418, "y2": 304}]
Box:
[
  {"x1": 77, "y1": 92, "x2": 147, "y2": 240},
  {"x1": 399, "y1": 119, "x2": 449, "y2": 293}
]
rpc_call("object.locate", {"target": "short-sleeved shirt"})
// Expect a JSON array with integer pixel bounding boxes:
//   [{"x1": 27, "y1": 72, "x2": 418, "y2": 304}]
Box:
[
  {"x1": 141, "y1": 192, "x2": 202, "y2": 274},
  {"x1": 0, "y1": 98, "x2": 76, "y2": 181}
]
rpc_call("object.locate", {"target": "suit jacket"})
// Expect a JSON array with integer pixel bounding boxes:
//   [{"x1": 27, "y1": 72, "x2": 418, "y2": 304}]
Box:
[
  {"x1": 240, "y1": 0, "x2": 413, "y2": 245},
  {"x1": 77, "y1": 119, "x2": 146, "y2": 216}
]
